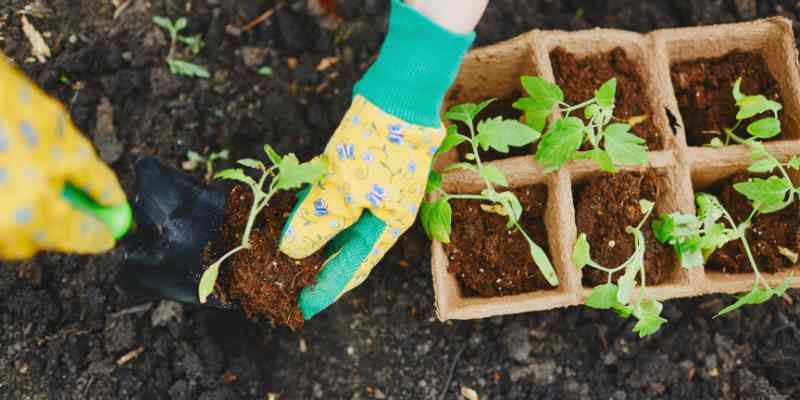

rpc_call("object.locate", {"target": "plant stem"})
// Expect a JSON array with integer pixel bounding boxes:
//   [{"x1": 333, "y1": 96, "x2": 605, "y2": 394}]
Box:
[
  {"x1": 559, "y1": 98, "x2": 596, "y2": 115},
  {"x1": 722, "y1": 209, "x2": 771, "y2": 290}
]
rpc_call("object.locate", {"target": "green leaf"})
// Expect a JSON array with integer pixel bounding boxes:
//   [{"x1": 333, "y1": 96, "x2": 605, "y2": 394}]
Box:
[
  {"x1": 572, "y1": 233, "x2": 591, "y2": 269},
  {"x1": 732, "y1": 77, "x2": 744, "y2": 102},
  {"x1": 639, "y1": 199, "x2": 655, "y2": 215},
  {"x1": 237, "y1": 158, "x2": 262, "y2": 169},
  {"x1": 475, "y1": 117, "x2": 540, "y2": 153},
  {"x1": 535, "y1": 116, "x2": 584, "y2": 172},
  {"x1": 263, "y1": 144, "x2": 282, "y2": 166},
  {"x1": 436, "y1": 125, "x2": 468, "y2": 156},
  {"x1": 443, "y1": 162, "x2": 476, "y2": 172},
  {"x1": 426, "y1": 170, "x2": 443, "y2": 194},
  {"x1": 709, "y1": 138, "x2": 724, "y2": 148},
  {"x1": 696, "y1": 193, "x2": 726, "y2": 228},
  {"x1": 258, "y1": 66, "x2": 273, "y2": 76},
  {"x1": 788, "y1": 156, "x2": 800, "y2": 170},
  {"x1": 215, "y1": 168, "x2": 256, "y2": 186},
  {"x1": 275, "y1": 154, "x2": 327, "y2": 191},
  {"x1": 490, "y1": 190, "x2": 523, "y2": 226},
  {"x1": 603, "y1": 123, "x2": 648, "y2": 167},
  {"x1": 747, "y1": 158, "x2": 778, "y2": 173},
  {"x1": 746, "y1": 117, "x2": 781, "y2": 139},
  {"x1": 520, "y1": 76, "x2": 564, "y2": 109},
  {"x1": 526, "y1": 236, "x2": 559, "y2": 286},
  {"x1": 152, "y1": 16, "x2": 174, "y2": 30},
  {"x1": 174, "y1": 17, "x2": 188, "y2": 31},
  {"x1": 420, "y1": 198, "x2": 452, "y2": 243},
  {"x1": 574, "y1": 149, "x2": 616, "y2": 173},
  {"x1": 632, "y1": 299, "x2": 667, "y2": 337},
  {"x1": 445, "y1": 99, "x2": 496, "y2": 125},
  {"x1": 584, "y1": 104, "x2": 600, "y2": 120},
  {"x1": 187, "y1": 150, "x2": 204, "y2": 162},
  {"x1": 513, "y1": 97, "x2": 552, "y2": 132},
  {"x1": 198, "y1": 261, "x2": 221, "y2": 304},
  {"x1": 209, "y1": 149, "x2": 229, "y2": 161},
  {"x1": 595, "y1": 78, "x2": 617, "y2": 108},
  {"x1": 736, "y1": 95, "x2": 782, "y2": 120},
  {"x1": 617, "y1": 264, "x2": 638, "y2": 305},
  {"x1": 586, "y1": 283, "x2": 619, "y2": 309},
  {"x1": 480, "y1": 164, "x2": 509, "y2": 187},
  {"x1": 167, "y1": 59, "x2": 210, "y2": 78},
  {"x1": 733, "y1": 176, "x2": 792, "y2": 212},
  {"x1": 714, "y1": 285, "x2": 776, "y2": 318}
]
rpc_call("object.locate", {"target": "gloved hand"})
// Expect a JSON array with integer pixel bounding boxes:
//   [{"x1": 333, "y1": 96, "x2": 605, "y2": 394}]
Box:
[
  {"x1": 0, "y1": 57, "x2": 129, "y2": 259},
  {"x1": 279, "y1": 0, "x2": 475, "y2": 319}
]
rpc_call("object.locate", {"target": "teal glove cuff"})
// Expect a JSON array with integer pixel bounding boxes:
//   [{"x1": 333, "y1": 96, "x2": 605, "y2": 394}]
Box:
[{"x1": 353, "y1": 0, "x2": 476, "y2": 128}]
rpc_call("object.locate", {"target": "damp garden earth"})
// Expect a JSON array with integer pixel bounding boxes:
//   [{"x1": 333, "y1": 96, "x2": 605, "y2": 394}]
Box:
[{"x1": 4, "y1": 1, "x2": 800, "y2": 399}]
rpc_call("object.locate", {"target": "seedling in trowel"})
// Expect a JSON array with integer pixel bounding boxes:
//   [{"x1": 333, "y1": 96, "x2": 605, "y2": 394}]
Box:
[
  {"x1": 198, "y1": 146, "x2": 327, "y2": 303},
  {"x1": 153, "y1": 16, "x2": 209, "y2": 78},
  {"x1": 420, "y1": 99, "x2": 559, "y2": 287},
  {"x1": 653, "y1": 193, "x2": 790, "y2": 318},
  {"x1": 573, "y1": 199, "x2": 667, "y2": 337},
  {"x1": 513, "y1": 76, "x2": 648, "y2": 173},
  {"x1": 184, "y1": 149, "x2": 229, "y2": 182}
]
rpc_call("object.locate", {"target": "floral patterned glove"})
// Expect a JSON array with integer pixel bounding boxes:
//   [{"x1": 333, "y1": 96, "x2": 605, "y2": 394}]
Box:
[{"x1": 279, "y1": 0, "x2": 475, "y2": 319}]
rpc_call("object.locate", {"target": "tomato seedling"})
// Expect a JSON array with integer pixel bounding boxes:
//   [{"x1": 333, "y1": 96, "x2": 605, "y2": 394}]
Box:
[{"x1": 153, "y1": 16, "x2": 209, "y2": 78}]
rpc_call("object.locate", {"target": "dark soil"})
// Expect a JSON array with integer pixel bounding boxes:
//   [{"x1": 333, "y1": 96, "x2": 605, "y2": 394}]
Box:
[
  {"x1": 706, "y1": 172, "x2": 800, "y2": 273},
  {"x1": 550, "y1": 47, "x2": 663, "y2": 150},
  {"x1": 446, "y1": 186, "x2": 552, "y2": 297},
  {"x1": 454, "y1": 93, "x2": 532, "y2": 161},
  {"x1": 671, "y1": 51, "x2": 784, "y2": 146},
  {"x1": 574, "y1": 171, "x2": 675, "y2": 286},
  {"x1": 5, "y1": 1, "x2": 800, "y2": 399},
  {"x1": 211, "y1": 186, "x2": 323, "y2": 330}
]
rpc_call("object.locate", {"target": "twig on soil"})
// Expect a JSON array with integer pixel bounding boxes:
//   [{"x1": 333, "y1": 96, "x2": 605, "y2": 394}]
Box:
[
  {"x1": 116, "y1": 346, "x2": 145, "y2": 365},
  {"x1": 109, "y1": 302, "x2": 153, "y2": 319},
  {"x1": 241, "y1": 6, "x2": 277, "y2": 32},
  {"x1": 438, "y1": 343, "x2": 468, "y2": 400}
]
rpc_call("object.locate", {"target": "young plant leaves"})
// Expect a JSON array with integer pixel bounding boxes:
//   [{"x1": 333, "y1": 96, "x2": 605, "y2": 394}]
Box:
[
  {"x1": 585, "y1": 283, "x2": 620, "y2": 310},
  {"x1": 435, "y1": 125, "x2": 467, "y2": 156},
  {"x1": 746, "y1": 117, "x2": 781, "y2": 139},
  {"x1": 168, "y1": 59, "x2": 210, "y2": 78},
  {"x1": 475, "y1": 117, "x2": 540, "y2": 153},
  {"x1": 595, "y1": 78, "x2": 617, "y2": 108},
  {"x1": 714, "y1": 285, "x2": 778, "y2": 318},
  {"x1": 420, "y1": 198, "x2": 452, "y2": 243},
  {"x1": 603, "y1": 123, "x2": 648, "y2": 167},
  {"x1": 215, "y1": 168, "x2": 256, "y2": 187},
  {"x1": 426, "y1": 170, "x2": 443, "y2": 194},
  {"x1": 632, "y1": 299, "x2": 667, "y2": 337},
  {"x1": 275, "y1": 154, "x2": 326, "y2": 190},
  {"x1": 527, "y1": 238, "x2": 558, "y2": 286},
  {"x1": 444, "y1": 99, "x2": 496, "y2": 126},
  {"x1": 264, "y1": 144, "x2": 283, "y2": 166},
  {"x1": 520, "y1": 76, "x2": 564, "y2": 109},
  {"x1": 237, "y1": 158, "x2": 263, "y2": 169},
  {"x1": 479, "y1": 164, "x2": 509, "y2": 188},
  {"x1": 535, "y1": 116, "x2": 584, "y2": 172},
  {"x1": 733, "y1": 176, "x2": 792, "y2": 213},
  {"x1": 572, "y1": 233, "x2": 591, "y2": 269}
]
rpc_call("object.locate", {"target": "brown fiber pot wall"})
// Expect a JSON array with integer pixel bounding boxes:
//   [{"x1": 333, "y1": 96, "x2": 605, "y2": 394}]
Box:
[{"x1": 432, "y1": 17, "x2": 800, "y2": 321}]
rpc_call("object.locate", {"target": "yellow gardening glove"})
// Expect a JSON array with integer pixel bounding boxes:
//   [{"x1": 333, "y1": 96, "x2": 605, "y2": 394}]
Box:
[{"x1": 0, "y1": 56, "x2": 128, "y2": 260}]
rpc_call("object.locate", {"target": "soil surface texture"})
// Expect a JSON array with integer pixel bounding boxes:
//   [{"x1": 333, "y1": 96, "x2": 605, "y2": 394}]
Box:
[
  {"x1": 574, "y1": 171, "x2": 675, "y2": 287},
  {"x1": 550, "y1": 47, "x2": 663, "y2": 150},
  {"x1": 447, "y1": 186, "x2": 552, "y2": 297},
  {"x1": 706, "y1": 172, "x2": 800, "y2": 273},
  {"x1": 213, "y1": 186, "x2": 323, "y2": 330},
  {"x1": 671, "y1": 51, "x2": 784, "y2": 146},
  {"x1": 5, "y1": 1, "x2": 800, "y2": 399}
]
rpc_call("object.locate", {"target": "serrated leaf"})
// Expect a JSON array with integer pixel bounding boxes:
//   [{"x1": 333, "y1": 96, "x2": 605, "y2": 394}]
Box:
[
  {"x1": 748, "y1": 158, "x2": 778, "y2": 173},
  {"x1": 736, "y1": 95, "x2": 782, "y2": 120},
  {"x1": 788, "y1": 156, "x2": 800, "y2": 170},
  {"x1": 596, "y1": 78, "x2": 617, "y2": 108},
  {"x1": 436, "y1": 126, "x2": 467, "y2": 156},
  {"x1": 275, "y1": 154, "x2": 326, "y2": 190},
  {"x1": 478, "y1": 164, "x2": 508, "y2": 187},
  {"x1": 746, "y1": 117, "x2": 781, "y2": 139},
  {"x1": 632, "y1": 304, "x2": 667, "y2": 337},
  {"x1": 527, "y1": 237, "x2": 559, "y2": 286},
  {"x1": 445, "y1": 99, "x2": 496, "y2": 125},
  {"x1": 574, "y1": 149, "x2": 617, "y2": 173},
  {"x1": 420, "y1": 198, "x2": 452, "y2": 243},
  {"x1": 696, "y1": 193, "x2": 726, "y2": 228},
  {"x1": 733, "y1": 176, "x2": 792, "y2": 212},
  {"x1": 198, "y1": 261, "x2": 221, "y2": 304},
  {"x1": 714, "y1": 286, "x2": 776, "y2": 318},
  {"x1": 215, "y1": 168, "x2": 256, "y2": 186},
  {"x1": 514, "y1": 97, "x2": 552, "y2": 132},
  {"x1": 475, "y1": 117, "x2": 540, "y2": 153},
  {"x1": 586, "y1": 283, "x2": 619, "y2": 309},
  {"x1": 603, "y1": 123, "x2": 648, "y2": 167},
  {"x1": 572, "y1": 233, "x2": 591, "y2": 269},
  {"x1": 237, "y1": 158, "x2": 262, "y2": 169},
  {"x1": 263, "y1": 144, "x2": 282, "y2": 166},
  {"x1": 520, "y1": 76, "x2": 564, "y2": 109},
  {"x1": 443, "y1": 162, "x2": 476, "y2": 172},
  {"x1": 535, "y1": 116, "x2": 584, "y2": 172},
  {"x1": 426, "y1": 170, "x2": 442, "y2": 194},
  {"x1": 639, "y1": 199, "x2": 655, "y2": 215}
]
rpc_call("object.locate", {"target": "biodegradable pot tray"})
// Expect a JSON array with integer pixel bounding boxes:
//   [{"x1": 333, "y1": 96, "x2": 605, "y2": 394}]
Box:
[{"x1": 432, "y1": 17, "x2": 800, "y2": 320}]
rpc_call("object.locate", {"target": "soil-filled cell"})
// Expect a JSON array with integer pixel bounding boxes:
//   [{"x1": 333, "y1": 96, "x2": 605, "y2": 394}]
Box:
[
  {"x1": 573, "y1": 171, "x2": 675, "y2": 287},
  {"x1": 211, "y1": 186, "x2": 324, "y2": 330},
  {"x1": 446, "y1": 185, "x2": 554, "y2": 297},
  {"x1": 703, "y1": 172, "x2": 800, "y2": 273},
  {"x1": 671, "y1": 51, "x2": 784, "y2": 146},
  {"x1": 550, "y1": 47, "x2": 663, "y2": 150}
]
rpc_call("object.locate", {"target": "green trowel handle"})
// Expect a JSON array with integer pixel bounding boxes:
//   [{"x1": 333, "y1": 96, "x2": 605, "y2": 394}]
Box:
[{"x1": 61, "y1": 183, "x2": 133, "y2": 240}]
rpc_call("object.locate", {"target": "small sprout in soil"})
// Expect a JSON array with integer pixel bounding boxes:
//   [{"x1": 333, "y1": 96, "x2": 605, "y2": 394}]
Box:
[
  {"x1": 258, "y1": 66, "x2": 273, "y2": 77},
  {"x1": 710, "y1": 77, "x2": 782, "y2": 147},
  {"x1": 197, "y1": 145, "x2": 327, "y2": 303},
  {"x1": 152, "y1": 16, "x2": 209, "y2": 78},
  {"x1": 653, "y1": 193, "x2": 790, "y2": 318},
  {"x1": 183, "y1": 149, "x2": 229, "y2": 182},
  {"x1": 574, "y1": 199, "x2": 667, "y2": 337},
  {"x1": 421, "y1": 99, "x2": 559, "y2": 286},
  {"x1": 513, "y1": 76, "x2": 648, "y2": 173}
]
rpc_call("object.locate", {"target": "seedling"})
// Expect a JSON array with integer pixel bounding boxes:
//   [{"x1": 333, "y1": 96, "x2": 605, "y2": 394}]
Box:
[
  {"x1": 258, "y1": 66, "x2": 273, "y2": 77},
  {"x1": 711, "y1": 77, "x2": 782, "y2": 147},
  {"x1": 197, "y1": 146, "x2": 327, "y2": 303},
  {"x1": 421, "y1": 99, "x2": 559, "y2": 286},
  {"x1": 153, "y1": 16, "x2": 209, "y2": 78},
  {"x1": 513, "y1": 76, "x2": 648, "y2": 173},
  {"x1": 653, "y1": 193, "x2": 789, "y2": 318},
  {"x1": 573, "y1": 199, "x2": 667, "y2": 337},
  {"x1": 183, "y1": 149, "x2": 230, "y2": 182}
]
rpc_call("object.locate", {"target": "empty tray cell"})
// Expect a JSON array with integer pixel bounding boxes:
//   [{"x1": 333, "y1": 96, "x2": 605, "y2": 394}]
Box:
[
  {"x1": 546, "y1": 42, "x2": 665, "y2": 151},
  {"x1": 443, "y1": 33, "x2": 540, "y2": 162},
  {"x1": 653, "y1": 17, "x2": 800, "y2": 148},
  {"x1": 570, "y1": 168, "x2": 684, "y2": 290}
]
